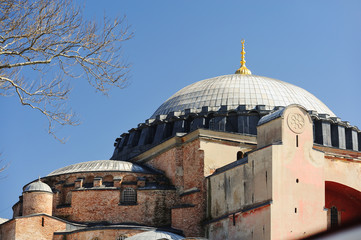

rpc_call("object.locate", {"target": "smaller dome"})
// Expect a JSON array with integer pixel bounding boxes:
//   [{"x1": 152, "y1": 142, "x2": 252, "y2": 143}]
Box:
[{"x1": 24, "y1": 179, "x2": 52, "y2": 193}]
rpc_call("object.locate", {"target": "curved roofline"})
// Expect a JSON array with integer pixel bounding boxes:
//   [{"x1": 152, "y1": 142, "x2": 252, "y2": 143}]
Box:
[
  {"x1": 47, "y1": 160, "x2": 159, "y2": 177},
  {"x1": 151, "y1": 73, "x2": 335, "y2": 119}
]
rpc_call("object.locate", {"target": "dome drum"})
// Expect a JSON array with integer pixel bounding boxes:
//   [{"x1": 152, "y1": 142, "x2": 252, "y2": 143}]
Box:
[{"x1": 112, "y1": 106, "x2": 361, "y2": 161}]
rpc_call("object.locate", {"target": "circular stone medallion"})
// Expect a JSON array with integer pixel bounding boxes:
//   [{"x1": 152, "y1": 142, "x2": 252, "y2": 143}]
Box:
[{"x1": 287, "y1": 113, "x2": 305, "y2": 133}]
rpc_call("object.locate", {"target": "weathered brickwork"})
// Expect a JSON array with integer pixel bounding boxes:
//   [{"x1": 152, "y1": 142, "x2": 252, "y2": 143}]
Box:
[
  {"x1": 68, "y1": 189, "x2": 175, "y2": 226},
  {"x1": 207, "y1": 205, "x2": 271, "y2": 240},
  {"x1": 146, "y1": 139, "x2": 207, "y2": 236},
  {"x1": 22, "y1": 192, "x2": 53, "y2": 216},
  {"x1": 0, "y1": 215, "x2": 66, "y2": 240}
]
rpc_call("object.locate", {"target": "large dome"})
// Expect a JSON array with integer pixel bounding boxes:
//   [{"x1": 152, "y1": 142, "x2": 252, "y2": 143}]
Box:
[{"x1": 151, "y1": 74, "x2": 335, "y2": 118}]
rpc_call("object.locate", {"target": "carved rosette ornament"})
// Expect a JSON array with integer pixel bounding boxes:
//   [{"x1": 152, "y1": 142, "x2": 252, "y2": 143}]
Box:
[{"x1": 287, "y1": 113, "x2": 305, "y2": 133}]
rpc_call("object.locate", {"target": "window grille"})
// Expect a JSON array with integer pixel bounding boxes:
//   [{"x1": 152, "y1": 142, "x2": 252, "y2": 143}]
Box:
[
  {"x1": 330, "y1": 206, "x2": 339, "y2": 228},
  {"x1": 121, "y1": 188, "x2": 136, "y2": 204}
]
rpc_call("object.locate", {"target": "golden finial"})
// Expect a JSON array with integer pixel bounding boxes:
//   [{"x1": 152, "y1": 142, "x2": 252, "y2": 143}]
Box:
[{"x1": 235, "y1": 39, "x2": 252, "y2": 75}]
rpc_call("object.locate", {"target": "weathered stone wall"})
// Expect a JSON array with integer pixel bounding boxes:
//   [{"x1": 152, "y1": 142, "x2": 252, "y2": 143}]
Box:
[
  {"x1": 270, "y1": 106, "x2": 327, "y2": 239},
  {"x1": 207, "y1": 204, "x2": 271, "y2": 240},
  {"x1": 207, "y1": 147, "x2": 272, "y2": 220},
  {"x1": 22, "y1": 192, "x2": 53, "y2": 216},
  {"x1": 146, "y1": 138, "x2": 207, "y2": 237},
  {"x1": 200, "y1": 137, "x2": 254, "y2": 177}
]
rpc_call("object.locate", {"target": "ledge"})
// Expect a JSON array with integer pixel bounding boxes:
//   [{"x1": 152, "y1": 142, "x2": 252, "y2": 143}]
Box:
[
  {"x1": 118, "y1": 202, "x2": 138, "y2": 206},
  {"x1": 56, "y1": 204, "x2": 71, "y2": 209},
  {"x1": 179, "y1": 188, "x2": 200, "y2": 197},
  {"x1": 171, "y1": 204, "x2": 195, "y2": 209}
]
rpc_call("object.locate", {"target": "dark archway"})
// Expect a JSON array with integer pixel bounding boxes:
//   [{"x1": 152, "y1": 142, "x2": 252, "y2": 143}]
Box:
[{"x1": 325, "y1": 181, "x2": 361, "y2": 228}]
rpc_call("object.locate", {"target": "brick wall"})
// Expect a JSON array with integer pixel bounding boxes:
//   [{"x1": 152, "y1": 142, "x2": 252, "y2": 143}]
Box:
[
  {"x1": 63, "y1": 188, "x2": 175, "y2": 226},
  {"x1": 147, "y1": 139, "x2": 207, "y2": 237},
  {"x1": 0, "y1": 215, "x2": 66, "y2": 240},
  {"x1": 22, "y1": 192, "x2": 53, "y2": 216}
]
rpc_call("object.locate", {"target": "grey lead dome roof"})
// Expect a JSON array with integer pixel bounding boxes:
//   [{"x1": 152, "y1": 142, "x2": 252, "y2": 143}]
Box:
[
  {"x1": 151, "y1": 74, "x2": 335, "y2": 118},
  {"x1": 47, "y1": 160, "x2": 153, "y2": 176},
  {"x1": 24, "y1": 180, "x2": 52, "y2": 193}
]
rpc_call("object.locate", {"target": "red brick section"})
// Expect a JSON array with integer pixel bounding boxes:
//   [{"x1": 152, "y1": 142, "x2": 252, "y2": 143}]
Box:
[
  {"x1": 0, "y1": 219, "x2": 16, "y2": 240},
  {"x1": 1, "y1": 215, "x2": 66, "y2": 240},
  {"x1": 22, "y1": 192, "x2": 53, "y2": 216},
  {"x1": 61, "y1": 188, "x2": 175, "y2": 226},
  {"x1": 148, "y1": 147, "x2": 183, "y2": 188},
  {"x1": 148, "y1": 139, "x2": 207, "y2": 237}
]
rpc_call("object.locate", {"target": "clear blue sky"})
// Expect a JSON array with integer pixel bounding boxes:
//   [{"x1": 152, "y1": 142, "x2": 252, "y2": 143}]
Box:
[{"x1": 1, "y1": 1, "x2": 360, "y2": 219}]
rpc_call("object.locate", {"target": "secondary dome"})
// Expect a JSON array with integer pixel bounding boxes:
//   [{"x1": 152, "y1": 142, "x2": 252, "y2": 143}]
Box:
[
  {"x1": 47, "y1": 160, "x2": 154, "y2": 176},
  {"x1": 151, "y1": 74, "x2": 335, "y2": 118},
  {"x1": 24, "y1": 179, "x2": 52, "y2": 193}
]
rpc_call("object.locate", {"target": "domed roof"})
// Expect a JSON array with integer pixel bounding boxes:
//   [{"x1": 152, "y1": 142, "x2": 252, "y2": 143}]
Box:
[
  {"x1": 47, "y1": 160, "x2": 154, "y2": 177},
  {"x1": 125, "y1": 230, "x2": 184, "y2": 240},
  {"x1": 151, "y1": 74, "x2": 335, "y2": 118},
  {"x1": 24, "y1": 179, "x2": 52, "y2": 193}
]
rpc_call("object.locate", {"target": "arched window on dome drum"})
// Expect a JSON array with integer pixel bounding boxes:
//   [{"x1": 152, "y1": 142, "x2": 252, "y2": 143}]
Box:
[
  {"x1": 237, "y1": 151, "x2": 244, "y2": 160},
  {"x1": 103, "y1": 175, "x2": 114, "y2": 187},
  {"x1": 208, "y1": 118, "x2": 215, "y2": 130},
  {"x1": 84, "y1": 176, "x2": 94, "y2": 188},
  {"x1": 121, "y1": 187, "x2": 137, "y2": 204}
]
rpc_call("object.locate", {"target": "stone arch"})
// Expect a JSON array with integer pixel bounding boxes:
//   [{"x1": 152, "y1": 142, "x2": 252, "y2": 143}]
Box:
[
  {"x1": 325, "y1": 181, "x2": 361, "y2": 228},
  {"x1": 103, "y1": 175, "x2": 114, "y2": 187}
]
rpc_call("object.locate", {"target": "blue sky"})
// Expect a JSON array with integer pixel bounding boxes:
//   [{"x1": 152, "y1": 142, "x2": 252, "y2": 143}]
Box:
[{"x1": 1, "y1": 1, "x2": 360, "y2": 219}]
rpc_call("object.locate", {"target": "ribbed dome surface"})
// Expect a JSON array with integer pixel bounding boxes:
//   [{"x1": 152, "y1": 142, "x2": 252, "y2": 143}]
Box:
[
  {"x1": 24, "y1": 180, "x2": 52, "y2": 193},
  {"x1": 47, "y1": 160, "x2": 153, "y2": 176},
  {"x1": 151, "y1": 74, "x2": 335, "y2": 118}
]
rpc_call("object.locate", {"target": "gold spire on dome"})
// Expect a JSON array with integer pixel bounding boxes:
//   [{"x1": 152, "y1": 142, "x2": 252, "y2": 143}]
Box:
[{"x1": 235, "y1": 39, "x2": 252, "y2": 75}]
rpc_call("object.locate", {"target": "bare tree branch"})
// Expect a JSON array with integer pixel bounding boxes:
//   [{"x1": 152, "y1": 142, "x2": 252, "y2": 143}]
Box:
[{"x1": 0, "y1": 0, "x2": 132, "y2": 141}]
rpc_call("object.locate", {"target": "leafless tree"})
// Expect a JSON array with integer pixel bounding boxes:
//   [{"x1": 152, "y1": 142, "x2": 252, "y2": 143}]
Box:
[{"x1": 0, "y1": 0, "x2": 132, "y2": 141}]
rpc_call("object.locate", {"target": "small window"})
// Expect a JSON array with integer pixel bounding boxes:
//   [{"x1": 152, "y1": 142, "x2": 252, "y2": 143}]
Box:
[
  {"x1": 237, "y1": 151, "x2": 244, "y2": 160},
  {"x1": 121, "y1": 188, "x2": 137, "y2": 204}
]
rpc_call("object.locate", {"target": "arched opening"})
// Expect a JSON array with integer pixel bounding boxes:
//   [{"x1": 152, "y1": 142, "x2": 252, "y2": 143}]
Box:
[
  {"x1": 237, "y1": 151, "x2": 244, "y2": 160},
  {"x1": 205, "y1": 113, "x2": 215, "y2": 129},
  {"x1": 103, "y1": 175, "x2": 114, "y2": 187},
  {"x1": 84, "y1": 176, "x2": 94, "y2": 188},
  {"x1": 226, "y1": 112, "x2": 238, "y2": 132},
  {"x1": 325, "y1": 181, "x2": 361, "y2": 228}
]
